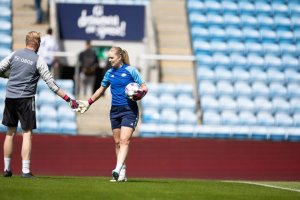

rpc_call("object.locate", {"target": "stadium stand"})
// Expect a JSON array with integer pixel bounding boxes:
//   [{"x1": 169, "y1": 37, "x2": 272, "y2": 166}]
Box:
[{"x1": 163, "y1": 0, "x2": 300, "y2": 141}]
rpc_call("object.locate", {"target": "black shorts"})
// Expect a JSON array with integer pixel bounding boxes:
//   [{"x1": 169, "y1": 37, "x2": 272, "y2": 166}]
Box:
[
  {"x1": 2, "y1": 97, "x2": 37, "y2": 130},
  {"x1": 110, "y1": 104, "x2": 139, "y2": 130}
]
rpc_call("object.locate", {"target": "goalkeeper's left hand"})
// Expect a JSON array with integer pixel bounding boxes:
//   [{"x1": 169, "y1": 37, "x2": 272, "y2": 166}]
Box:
[{"x1": 132, "y1": 89, "x2": 146, "y2": 101}]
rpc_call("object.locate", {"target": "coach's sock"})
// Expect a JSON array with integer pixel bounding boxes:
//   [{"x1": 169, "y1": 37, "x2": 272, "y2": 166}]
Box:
[
  {"x1": 4, "y1": 157, "x2": 11, "y2": 172},
  {"x1": 22, "y1": 160, "x2": 30, "y2": 174}
]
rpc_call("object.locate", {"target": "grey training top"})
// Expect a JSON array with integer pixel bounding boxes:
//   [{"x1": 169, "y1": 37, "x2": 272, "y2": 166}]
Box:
[{"x1": 0, "y1": 48, "x2": 60, "y2": 98}]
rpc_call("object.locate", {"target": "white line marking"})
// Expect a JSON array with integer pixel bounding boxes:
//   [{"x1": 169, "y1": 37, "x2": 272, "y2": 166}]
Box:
[{"x1": 222, "y1": 180, "x2": 300, "y2": 193}]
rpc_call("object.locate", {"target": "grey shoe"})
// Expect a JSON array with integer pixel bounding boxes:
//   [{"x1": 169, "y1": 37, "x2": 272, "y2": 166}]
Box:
[
  {"x1": 21, "y1": 172, "x2": 35, "y2": 178},
  {"x1": 112, "y1": 170, "x2": 119, "y2": 181}
]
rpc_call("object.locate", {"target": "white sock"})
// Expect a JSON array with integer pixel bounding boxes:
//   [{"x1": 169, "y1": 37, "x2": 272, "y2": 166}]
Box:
[
  {"x1": 119, "y1": 165, "x2": 126, "y2": 178},
  {"x1": 22, "y1": 160, "x2": 30, "y2": 174},
  {"x1": 4, "y1": 157, "x2": 11, "y2": 171},
  {"x1": 114, "y1": 163, "x2": 123, "y2": 173}
]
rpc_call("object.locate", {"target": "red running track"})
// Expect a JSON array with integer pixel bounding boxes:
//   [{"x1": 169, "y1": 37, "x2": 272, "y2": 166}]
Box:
[{"x1": 0, "y1": 134, "x2": 300, "y2": 180}]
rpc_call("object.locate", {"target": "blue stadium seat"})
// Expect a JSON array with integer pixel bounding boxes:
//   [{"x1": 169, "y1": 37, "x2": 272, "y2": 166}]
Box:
[
  {"x1": 247, "y1": 54, "x2": 265, "y2": 68},
  {"x1": 290, "y1": 15, "x2": 300, "y2": 28},
  {"x1": 177, "y1": 124, "x2": 195, "y2": 138},
  {"x1": 225, "y1": 27, "x2": 243, "y2": 40},
  {"x1": 202, "y1": 110, "x2": 221, "y2": 125},
  {"x1": 0, "y1": 33, "x2": 12, "y2": 49},
  {"x1": 255, "y1": 1, "x2": 272, "y2": 15},
  {"x1": 222, "y1": 0, "x2": 238, "y2": 13},
  {"x1": 208, "y1": 26, "x2": 226, "y2": 39},
  {"x1": 57, "y1": 105, "x2": 76, "y2": 121},
  {"x1": 282, "y1": 54, "x2": 299, "y2": 70},
  {"x1": 268, "y1": 127, "x2": 286, "y2": 141},
  {"x1": 262, "y1": 42, "x2": 280, "y2": 56},
  {"x1": 207, "y1": 13, "x2": 224, "y2": 26},
  {"x1": 196, "y1": 54, "x2": 214, "y2": 66},
  {"x1": 215, "y1": 66, "x2": 232, "y2": 81},
  {"x1": 260, "y1": 28, "x2": 277, "y2": 42},
  {"x1": 287, "y1": 83, "x2": 300, "y2": 98},
  {"x1": 254, "y1": 97, "x2": 272, "y2": 113},
  {"x1": 189, "y1": 12, "x2": 207, "y2": 25},
  {"x1": 256, "y1": 111, "x2": 275, "y2": 126},
  {"x1": 236, "y1": 96, "x2": 255, "y2": 111},
  {"x1": 266, "y1": 68, "x2": 285, "y2": 83},
  {"x1": 243, "y1": 27, "x2": 260, "y2": 41},
  {"x1": 290, "y1": 98, "x2": 300, "y2": 114},
  {"x1": 142, "y1": 108, "x2": 160, "y2": 123},
  {"x1": 0, "y1": 20, "x2": 11, "y2": 35},
  {"x1": 159, "y1": 83, "x2": 177, "y2": 95},
  {"x1": 37, "y1": 90, "x2": 57, "y2": 107},
  {"x1": 216, "y1": 81, "x2": 234, "y2": 96},
  {"x1": 286, "y1": 127, "x2": 300, "y2": 142},
  {"x1": 218, "y1": 95, "x2": 236, "y2": 110},
  {"x1": 159, "y1": 124, "x2": 177, "y2": 137},
  {"x1": 38, "y1": 119, "x2": 58, "y2": 134},
  {"x1": 221, "y1": 110, "x2": 239, "y2": 125},
  {"x1": 234, "y1": 81, "x2": 252, "y2": 97},
  {"x1": 197, "y1": 66, "x2": 215, "y2": 81},
  {"x1": 193, "y1": 40, "x2": 211, "y2": 53},
  {"x1": 211, "y1": 40, "x2": 228, "y2": 53},
  {"x1": 251, "y1": 126, "x2": 269, "y2": 140},
  {"x1": 274, "y1": 14, "x2": 292, "y2": 29},
  {"x1": 200, "y1": 95, "x2": 219, "y2": 111},
  {"x1": 250, "y1": 67, "x2": 267, "y2": 83},
  {"x1": 139, "y1": 123, "x2": 158, "y2": 137},
  {"x1": 232, "y1": 67, "x2": 250, "y2": 81},
  {"x1": 240, "y1": 14, "x2": 258, "y2": 27},
  {"x1": 277, "y1": 29, "x2": 294, "y2": 42},
  {"x1": 141, "y1": 94, "x2": 159, "y2": 108},
  {"x1": 231, "y1": 126, "x2": 251, "y2": 139},
  {"x1": 269, "y1": 82, "x2": 287, "y2": 98},
  {"x1": 245, "y1": 41, "x2": 263, "y2": 55},
  {"x1": 187, "y1": 0, "x2": 205, "y2": 12},
  {"x1": 56, "y1": 79, "x2": 74, "y2": 94},
  {"x1": 228, "y1": 41, "x2": 245, "y2": 54},
  {"x1": 230, "y1": 54, "x2": 247, "y2": 67},
  {"x1": 198, "y1": 80, "x2": 216, "y2": 96},
  {"x1": 272, "y1": 97, "x2": 290, "y2": 114},
  {"x1": 191, "y1": 26, "x2": 209, "y2": 39},
  {"x1": 284, "y1": 69, "x2": 300, "y2": 83},
  {"x1": 58, "y1": 120, "x2": 77, "y2": 135},
  {"x1": 223, "y1": 13, "x2": 241, "y2": 27},
  {"x1": 257, "y1": 14, "x2": 274, "y2": 28},
  {"x1": 176, "y1": 84, "x2": 194, "y2": 97},
  {"x1": 178, "y1": 109, "x2": 197, "y2": 125},
  {"x1": 160, "y1": 108, "x2": 178, "y2": 124},
  {"x1": 195, "y1": 125, "x2": 215, "y2": 138},
  {"x1": 274, "y1": 112, "x2": 293, "y2": 127},
  {"x1": 264, "y1": 54, "x2": 282, "y2": 70},
  {"x1": 293, "y1": 113, "x2": 300, "y2": 126},
  {"x1": 176, "y1": 94, "x2": 196, "y2": 111},
  {"x1": 252, "y1": 82, "x2": 270, "y2": 97},
  {"x1": 238, "y1": 111, "x2": 257, "y2": 126},
  {"x1": 271, "y1": 1, "x2": 289, "y2": 14},
  {"x1": 238, "y1": 1, "x2": 255, "y2": 14},
  {"x1": 159, "y1": 94, "x2": 176, "y2": 109},
  {"x1": 279, "y1": 42, "x2": 297, "y2": 56},
  {"x1": 38, "y1": 105, "x2": 57, "y2": 121},
  {"x1": 205, "y1": 0, "x2": 222, "y2": 12},
  {"x1": 213, "y1": 53, "x2": 230, "y2": 66}
]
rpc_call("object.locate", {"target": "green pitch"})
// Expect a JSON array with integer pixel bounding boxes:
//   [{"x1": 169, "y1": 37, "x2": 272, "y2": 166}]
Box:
[{"x1": 0, "y1": 176, "x2": 300, "y2": 200}]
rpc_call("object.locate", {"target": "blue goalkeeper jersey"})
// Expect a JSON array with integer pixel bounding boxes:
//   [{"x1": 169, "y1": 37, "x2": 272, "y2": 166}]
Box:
[{"x1": 101, "y1": 64, "x2": 144, "y2": 106}]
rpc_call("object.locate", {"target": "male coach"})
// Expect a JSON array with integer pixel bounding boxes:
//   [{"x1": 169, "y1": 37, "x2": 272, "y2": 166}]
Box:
[{"x1": 0, "y1": 31, "x2": 78, "y2": 178}]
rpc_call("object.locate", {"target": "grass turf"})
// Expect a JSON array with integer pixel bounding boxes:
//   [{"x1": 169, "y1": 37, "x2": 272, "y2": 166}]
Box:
[{"x1": 0, "y1": 176, "x2": 300, "y2": 200}]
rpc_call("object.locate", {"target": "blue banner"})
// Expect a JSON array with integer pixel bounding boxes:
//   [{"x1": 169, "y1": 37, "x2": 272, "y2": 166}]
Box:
[{"x1": 56, "y1": 3, "x2": 145, "y2": 41}]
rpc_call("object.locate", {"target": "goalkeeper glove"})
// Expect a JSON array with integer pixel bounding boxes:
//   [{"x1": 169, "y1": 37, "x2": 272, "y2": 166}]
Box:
[
  {"x1": 132, "y1": 89, "x2": 146, "y2": 101},
  {"x1": 77, "y1": 98, "x2": 94, "y2": 114},
  {"x1": 63, "y1": 95, "x2": 78, "y2": 109}
]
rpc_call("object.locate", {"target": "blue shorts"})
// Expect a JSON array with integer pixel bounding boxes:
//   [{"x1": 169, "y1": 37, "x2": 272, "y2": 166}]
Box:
[{"x1": 110, "y1": 104, "x2": 139, "y2": 130}]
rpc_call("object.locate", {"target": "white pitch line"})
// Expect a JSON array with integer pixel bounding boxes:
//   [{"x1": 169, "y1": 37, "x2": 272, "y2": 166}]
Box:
[{"x1": 222, "y1": 180, "x2": 300, "y2": 193}]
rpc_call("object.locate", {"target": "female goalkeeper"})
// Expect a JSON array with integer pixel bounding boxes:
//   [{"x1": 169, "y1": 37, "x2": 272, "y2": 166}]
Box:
[{"x1": 77, "y1": 47, "x2": 148, "y2": 182}]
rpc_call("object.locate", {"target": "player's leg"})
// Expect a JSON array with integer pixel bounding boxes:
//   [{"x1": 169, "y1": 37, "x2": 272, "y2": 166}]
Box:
[
  {"x1": 21, "y1": 129, "x2": 34, "y2": 177},
  {"x1": 3, "y1": 127, "x2": 17, "y2": 177},
  {"x1": 112, "y1": 126, "x2": 134, "y2": 181}
]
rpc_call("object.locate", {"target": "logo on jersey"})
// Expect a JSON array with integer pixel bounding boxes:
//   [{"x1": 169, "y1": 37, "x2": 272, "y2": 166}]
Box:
[
  {"x1": 111, "y1": 75, "x2": 114, "y2": 78},
  {"x1": 121, "y1": 73, "x2": 127, "y2": 77}
]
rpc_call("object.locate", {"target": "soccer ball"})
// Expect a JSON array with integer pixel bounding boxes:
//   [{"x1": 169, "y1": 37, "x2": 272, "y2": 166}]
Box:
[{"x1": 125, "y1": 82, "x2": 140, "y2": 99}]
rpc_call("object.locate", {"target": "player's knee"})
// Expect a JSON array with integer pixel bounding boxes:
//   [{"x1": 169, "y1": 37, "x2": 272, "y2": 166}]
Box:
[
  {"x1": 120, "y1": 138, "x2": 130, "y2": 146},
  {"x1": 115, "y1": 141, "x2": 120, "y2": 148}
]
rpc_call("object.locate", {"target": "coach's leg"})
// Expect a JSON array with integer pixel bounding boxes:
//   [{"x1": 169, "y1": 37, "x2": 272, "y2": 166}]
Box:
[
  {"x1": 3, "y1": 127, "x2": 17, "y2": 173},
  {"x1": 21, "y1": 129, "x2": 32, "y2": 174}
]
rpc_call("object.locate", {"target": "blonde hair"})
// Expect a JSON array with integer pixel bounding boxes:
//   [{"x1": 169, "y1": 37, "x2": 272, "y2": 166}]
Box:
[
  {"x1": 110, "y1": 46, "x2": 130, "y2": 65},
  {"x1": 26, "y1": 31, "x2": 41, "y2": 51}
]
